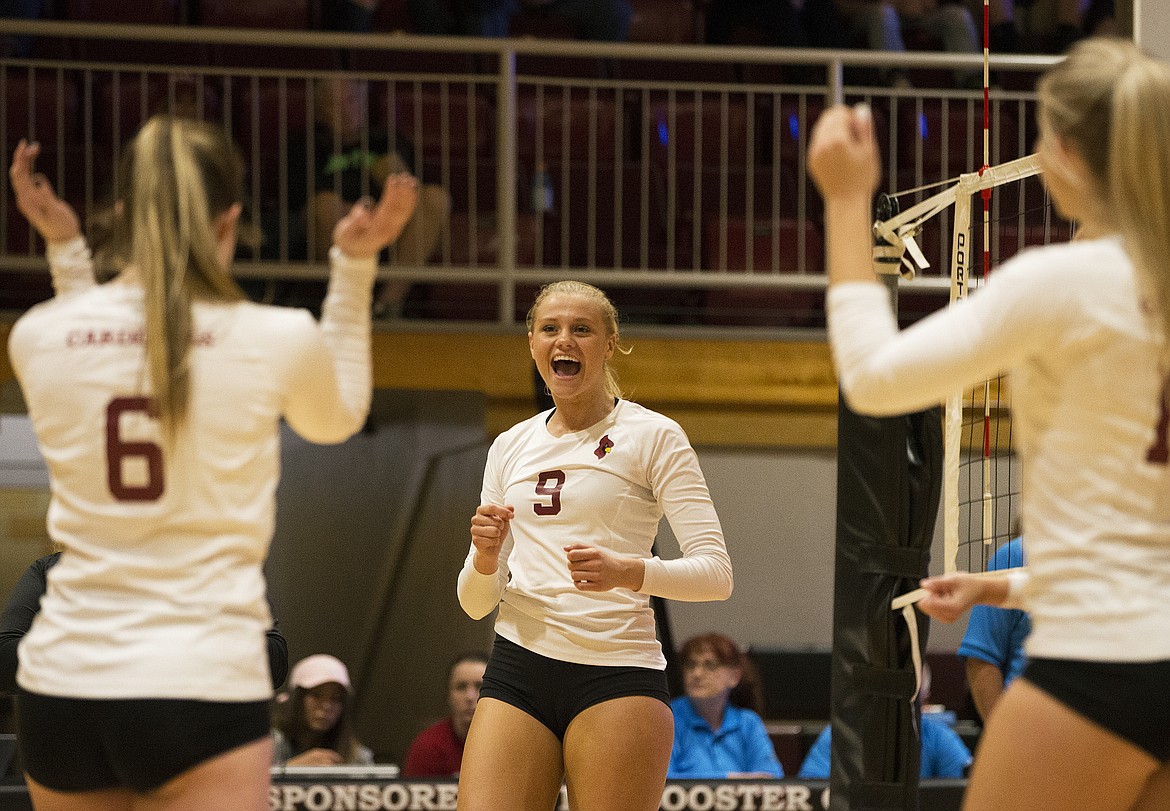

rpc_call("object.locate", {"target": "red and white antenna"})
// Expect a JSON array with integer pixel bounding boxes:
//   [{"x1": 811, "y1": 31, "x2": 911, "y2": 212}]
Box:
[{"x1": 979, "y1": 0, "x2": 994, "y2": 552}]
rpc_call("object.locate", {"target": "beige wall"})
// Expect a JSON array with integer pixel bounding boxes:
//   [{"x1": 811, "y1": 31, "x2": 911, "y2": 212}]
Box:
[{"x1": 1133, "y1": 0, "x2": 1170, "y2": 60}]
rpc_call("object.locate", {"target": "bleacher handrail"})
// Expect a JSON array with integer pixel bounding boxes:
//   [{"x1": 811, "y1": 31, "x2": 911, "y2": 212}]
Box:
[{"x1": 0, "y1": 18, "x2": 1062, "y2": 330}]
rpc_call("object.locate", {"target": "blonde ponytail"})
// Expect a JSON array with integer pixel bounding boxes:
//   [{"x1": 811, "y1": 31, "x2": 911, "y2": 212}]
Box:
[
  {"x1": 117, "y1": 116, "x2": 245, "y2": 439},
  {"x1": 1039, "y1": 38, "x2": 1170, "y2": 355},
  {"x1": 1107, "y1": 58, "x2": 1170, "y2": 357}
]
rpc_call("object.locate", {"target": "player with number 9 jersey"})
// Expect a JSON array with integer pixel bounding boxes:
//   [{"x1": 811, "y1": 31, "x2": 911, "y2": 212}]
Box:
[
  {"x1": 460, "y1": 398, "x2": 732, "y2": 669},
  {"x1": 454, "y1": 281, "x2": 731, "y2": 811}
]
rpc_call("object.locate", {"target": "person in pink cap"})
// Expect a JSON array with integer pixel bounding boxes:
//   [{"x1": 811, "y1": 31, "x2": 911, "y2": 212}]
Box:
[{"x1": 272, "y1": 655, "x2": 373, "y2": 766}]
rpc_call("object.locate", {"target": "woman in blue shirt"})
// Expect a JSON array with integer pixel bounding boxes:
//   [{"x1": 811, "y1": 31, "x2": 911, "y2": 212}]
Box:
[
  {"x1": 798, "y1": 662, "x2": 972, "y2": 779},
  {"x1": 668, "y1": 633, "x2": 783, "y2": 779},
  {"x1": 798, "y1": 714, "x2": 972, "y2": 779}
]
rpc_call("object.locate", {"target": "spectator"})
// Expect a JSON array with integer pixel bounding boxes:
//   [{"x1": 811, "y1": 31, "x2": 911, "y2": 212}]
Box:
[
  {"x1": 799, "y1": 714, "x2": 972, "y2": 779},
  {"x1": 321, "y1": 0, "x2": 379, "y2": 32},
  {"x1": 958, "y1": 536, "x2": 1029, "y2": 721},
  {"x1": 321, "y1": 0, "x2": 631, "y2": 41},
  {"x1": 835, "y1": 0, "x2": 981, "y2": 87},
  {"x1": 980, "y1": 0, "x2": 1114, "y2": 54},
  {"x1": 704, "y1": 0, "x2": 849, "y2": 83},
  {"x1": 273, "y1": 654, "x2": 374, "y2": 766},
  {"x1": 453, "y1": 0, "x2": 631, "y2": 40},
  {"x1": 289, "y1": 76, "x2": 450, "y2": 317},
  {"x1": 402, "y1": 651, "x2": 489, "y2": 777},
  {"x1": 1, "y1": 552, "x2": 289, "y2": 696},
  {"x1": 705, "y1": 0, "x2": 848, "y2": 51},
  {"x1": 1, "y1": 0, "x2": 44, "y2": 58},
  {"x1": 668, "y1": 633, "x2": 783, "y2": 779},
  {"x1": 798, "y1": 665, "x2": 972, "y2": 779}
]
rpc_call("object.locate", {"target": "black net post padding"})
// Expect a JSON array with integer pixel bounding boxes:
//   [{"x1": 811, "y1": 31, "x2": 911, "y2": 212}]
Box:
[{"x1": 829, "y1": 384, "x2": 943, "y2": 811}]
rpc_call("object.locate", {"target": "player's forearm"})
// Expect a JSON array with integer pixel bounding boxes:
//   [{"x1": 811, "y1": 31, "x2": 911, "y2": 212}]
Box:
[
  {"x1": 457, "y1": 556, "x2": 506, "y2": 620},
  {"x1": 966, "y1": 658, "x2": 1006, "y2": 721},
  {"x1": 318, "y1": 247, "x2": 376, "y2": 428},
  {"x1": 825, "y1": 196, "x2": 879, "y2": 287}
]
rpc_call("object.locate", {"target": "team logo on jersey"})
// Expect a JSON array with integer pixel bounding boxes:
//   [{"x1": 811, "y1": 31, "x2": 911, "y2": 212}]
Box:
[{"x1": 594, "y1": 434, "x2": 614, "y2": 459}]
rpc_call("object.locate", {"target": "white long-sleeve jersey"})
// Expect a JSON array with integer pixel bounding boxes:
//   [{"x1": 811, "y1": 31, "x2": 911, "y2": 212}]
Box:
[
  {"x1": 9, "y1": 238, "x2": 375, "y2": 701},
  {"x1": 828, "y1": 236, "x2": 1170, "y2": 662},
  {"x1": 458, "y1": 399, "x2": 733, "y2": 670}
]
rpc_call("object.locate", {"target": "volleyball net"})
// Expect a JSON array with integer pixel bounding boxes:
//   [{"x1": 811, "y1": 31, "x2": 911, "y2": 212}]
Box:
[{"x1": 875, "y1": 154, "x2": 1080, "y2": 589}]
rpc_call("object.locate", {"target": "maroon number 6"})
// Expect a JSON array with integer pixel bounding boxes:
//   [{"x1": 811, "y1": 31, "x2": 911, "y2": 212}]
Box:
[
  {"x1": 534, "y1": 470, "x2": 565, "y2": 516},
  {"x1": 106, "y1": 397, "x2": 165, "y2": 501}
]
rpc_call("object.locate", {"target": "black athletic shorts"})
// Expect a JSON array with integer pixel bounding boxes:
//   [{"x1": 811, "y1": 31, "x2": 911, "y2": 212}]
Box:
[
  {"x1": 1023, "y1": 657, "x2": 1170, "y2": 761},
  {"x1": 17, "y1": 689, "x2": 271, "y2": 792},
  {"x1": 480, "y1": 634, "x2": 670, "y2": 740}
]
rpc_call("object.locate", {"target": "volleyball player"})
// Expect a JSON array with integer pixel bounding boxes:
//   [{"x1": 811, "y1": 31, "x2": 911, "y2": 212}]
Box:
[
  {"x1": 7, "y1": 117, "x2": 416, "y2": 810},
  {"x1": 808, "y1": 37, "x2": 1170, "y2": 811},
  {"x1": 455, "y1": 281, "x2": 734, "y2": 811}
]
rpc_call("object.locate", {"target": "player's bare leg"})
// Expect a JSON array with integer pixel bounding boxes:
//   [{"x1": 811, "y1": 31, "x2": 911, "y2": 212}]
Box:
[
  {"x1": 562, "y1": 696, "x2": 673, "y2": 811},
  {"x1": 1131, "y1": 761, "x2": 1170, "y2": 811},
  {"x1": 456, "y1": 697, "x2": 564, "y2": 811},
  {"x1": 963, "y1": 679, "x2": 1158, "y2": 811}
]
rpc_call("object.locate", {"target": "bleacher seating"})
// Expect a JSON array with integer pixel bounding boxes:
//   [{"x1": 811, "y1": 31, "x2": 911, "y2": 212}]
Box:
[
  {"x1": 367, "y1": 0, "x2": 413, "y2": 34},
  {"x1": 0, "y1": 7, "x2": 1055, "y2": 324},
  {"x1": 628, "y1": 0, "x2": 702, "y2": 45},
  {"x1": 2, "y1": 70, "x2": 83, "y2": 258},
  {"x1": 94, "y1": 72, "x2": 222, "y2": 148},
  {"x1": 228, "y1": 77, "x2": 312, "y2": 208},
  {"x1": 198, "y1": 0, "x2": 314, "y2": 31},
  {"x1": 897, "y1": 98, "x2": 1022, "y2": 182},
  {"x1": 64, "y1": 0, "x2": 206, "y2": 65},
  {"x1": 701, "y1": 216, "x2": 824, "y2": 327},
  {"x1": 518, "y1": 87, "x2": 626, "y2": 165},
  {"x1": 197, "y1": 0, "x2": 337, "y2": 69}
]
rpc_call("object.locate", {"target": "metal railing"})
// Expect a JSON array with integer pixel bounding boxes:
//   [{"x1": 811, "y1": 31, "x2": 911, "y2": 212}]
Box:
[{"x1": 0, "y1": 19, "x2": 1061, "y2": 329}]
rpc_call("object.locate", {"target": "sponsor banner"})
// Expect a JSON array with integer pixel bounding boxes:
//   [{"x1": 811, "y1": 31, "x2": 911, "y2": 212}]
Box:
[{"x1": 266, "y1": 779, "x2": 832, "y2": 811}]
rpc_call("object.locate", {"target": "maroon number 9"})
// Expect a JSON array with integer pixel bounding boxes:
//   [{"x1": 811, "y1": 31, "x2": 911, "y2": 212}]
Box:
[
  {"x1": 106, "y1": 397, "x2": 165, "y2": 501},
  {"x1": 534, "y1": 470, "x2": 565, "y2": 515}
]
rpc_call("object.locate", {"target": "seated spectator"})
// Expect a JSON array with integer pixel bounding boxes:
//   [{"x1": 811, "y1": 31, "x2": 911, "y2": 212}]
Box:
[
  {"x1": 834, "y1": 0, "x2": 981, "y2": 87},
  {"x1": 667, "y1": 633, "x2": 783, "y2": 779},
  {"x1": 450, "y1": 0, "x2": 631, "y2": 40},
  {"x1": 705, "y1": 0, "x2": 848, "y2": 51},
  {"x1": 980, "y1": 0, "x2": 1114, "y2": 53},
  {"x1": 273, "y1": 654, "x2": 374, "y2": 766},
  {"x1": 704, "y1": 0, "x2": 849, "y2": 82},
  {"x1": 1, "y1": 551, "x2": 289, "y2": 695},
  {"x1": 1, "y1": 0, "x2": 44, "y2": 57},
  {"x1": 321, "y1": 0, "x2": 380, "y2": 32},
  {"x1": 288, "y1": 76, "x2": 450, "y2": 317},
  {"x1": 798, "y1": 664, "x2": 972, "y2": 779},
  {"x1": 402, "y1": 651, "x2": 489, "y2": 777},
  {"x1": 322, "y1": 0, "x2": 630, "y2": 42},
  {"x1": 958, "y1": 535, "x2": 1029, "y2": 721}
]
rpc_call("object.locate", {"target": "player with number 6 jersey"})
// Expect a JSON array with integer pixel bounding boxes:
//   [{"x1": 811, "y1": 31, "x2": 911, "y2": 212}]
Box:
[
  {"x1": 455, "y1": 281, "x2": 732, "y2": 811},
  {"x1": 7, "y1": 117, "x2": 417, "y2": 810}
]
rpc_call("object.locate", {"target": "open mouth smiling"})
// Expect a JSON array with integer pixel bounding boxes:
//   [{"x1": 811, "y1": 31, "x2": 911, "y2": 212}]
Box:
[{"x1": 551, "y1": 355, "x2": 581, "y2": 378}]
